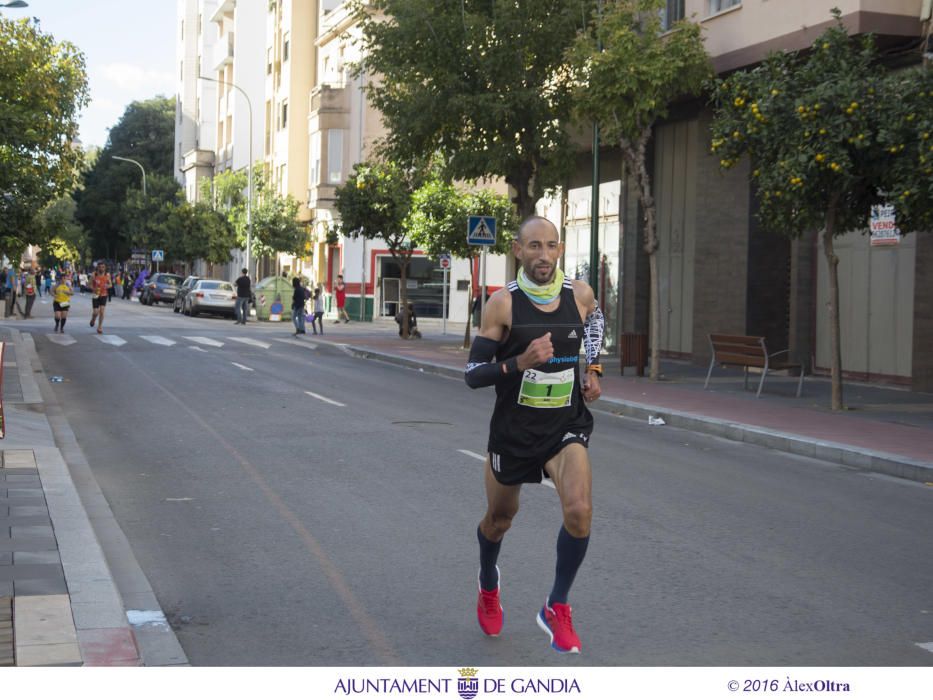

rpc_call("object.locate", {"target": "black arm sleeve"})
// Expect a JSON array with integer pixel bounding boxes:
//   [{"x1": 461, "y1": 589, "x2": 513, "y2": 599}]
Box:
[{"x1": 464, "y1": 336, "x2": 519, "y2": 389}]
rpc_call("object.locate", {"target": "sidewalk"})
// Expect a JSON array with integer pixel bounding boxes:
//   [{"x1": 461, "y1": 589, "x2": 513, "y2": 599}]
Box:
[
  {"x1": 0, "y1": 313, "x2": 186, "y2": 666},
  {"x1": 304, "y1": 316, "x2": 933, "y2": 483}
]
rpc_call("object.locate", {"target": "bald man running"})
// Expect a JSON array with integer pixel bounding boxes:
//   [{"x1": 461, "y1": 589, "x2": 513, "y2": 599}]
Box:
[{"x1": 464, "y1": 216, "x2": 604, "y2": 654}]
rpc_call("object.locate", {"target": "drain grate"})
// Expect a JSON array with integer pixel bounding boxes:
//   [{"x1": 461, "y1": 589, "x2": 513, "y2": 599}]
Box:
[{"x1": 0, "y1": 596, "x2": 13, "y2": 666}]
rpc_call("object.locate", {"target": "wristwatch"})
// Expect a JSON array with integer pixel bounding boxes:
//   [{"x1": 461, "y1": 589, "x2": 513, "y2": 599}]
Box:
[{"x1": 585, "y1": 364, "x2": 603, "y2": 378}]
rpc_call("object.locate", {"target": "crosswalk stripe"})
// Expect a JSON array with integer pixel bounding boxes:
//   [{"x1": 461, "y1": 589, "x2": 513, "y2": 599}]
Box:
[
  {"x1": 276, "y1": 338, "x2": 318, "y2": 350},
  {"x1": 46, "y1": 333, "x2": 76, "y2": 346},
  {"x1": 183, "y1": 336, "x2": 224, "y2": 348},
  {"x1": 227, "y1": 337, "x2": 271, "y2": 350},
  {"x1": 304, "y1": 390, "x2": 345, "y2": 407},
  {"x1": 231, "y1": 362, "x2": 254, "y2": 372},
  {"x1": 96, "y1": 334, "x2": 127, "y2": 346},
  {"x1": 189, "y1": 346, "x2": 208, "y2": 353},
  {"x1": 140, "y1": 335, "x2": 176, "y2": 346}
]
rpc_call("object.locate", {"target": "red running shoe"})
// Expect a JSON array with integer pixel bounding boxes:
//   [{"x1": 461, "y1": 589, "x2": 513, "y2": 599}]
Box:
[
  {"x1": 536, "y1": 600, "x2": 581, "y2": 653},
  {"x1": 476, "y1": 566, "x2": 503, "y2": 637}
]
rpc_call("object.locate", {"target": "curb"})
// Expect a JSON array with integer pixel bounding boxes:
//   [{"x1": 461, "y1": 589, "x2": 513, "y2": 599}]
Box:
[
  {"x1": 14, "y1": 331, "x2": 188, "y2": 666},
  {"x1": 333, "y1": 341, "x2": 933, "y2": 485}
]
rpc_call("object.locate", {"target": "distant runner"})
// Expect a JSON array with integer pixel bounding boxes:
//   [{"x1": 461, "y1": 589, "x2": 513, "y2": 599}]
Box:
[
  {"x1": 89, "y1": 262, "x2": 111, "y2": 334},
  {"x1": 53, "y1": 275, "x2": 73, "y2": 333},
  {"x1": 464, "y1": 216, "x2": 604, "y2": 654}
]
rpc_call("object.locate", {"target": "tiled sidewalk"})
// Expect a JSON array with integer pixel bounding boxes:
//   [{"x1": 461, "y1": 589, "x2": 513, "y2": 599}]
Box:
[{"x1": 0, "y1": 449, "x2": 81, "y2": 666}]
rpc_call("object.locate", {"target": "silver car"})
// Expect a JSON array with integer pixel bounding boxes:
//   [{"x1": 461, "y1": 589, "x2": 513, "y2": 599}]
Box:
[{"x1": 182, "y1": 279, "x2": 237, "y2": 318}]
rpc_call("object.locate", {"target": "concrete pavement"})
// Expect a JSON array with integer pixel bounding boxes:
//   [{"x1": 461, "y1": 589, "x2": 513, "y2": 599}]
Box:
[{"x1": 0, "y1": 315, "x2": 187, "y2": 666}]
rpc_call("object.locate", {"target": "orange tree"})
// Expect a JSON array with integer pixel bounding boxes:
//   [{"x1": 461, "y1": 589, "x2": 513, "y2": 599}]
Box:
[{"x1": 710, "y1": 12, "x2": 933, "y2": 410}]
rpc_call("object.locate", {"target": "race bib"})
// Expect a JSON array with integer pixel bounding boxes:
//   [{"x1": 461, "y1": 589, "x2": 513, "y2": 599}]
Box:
[{"x1": 517, "y1": 368, "x2": 574, "y2": 409}]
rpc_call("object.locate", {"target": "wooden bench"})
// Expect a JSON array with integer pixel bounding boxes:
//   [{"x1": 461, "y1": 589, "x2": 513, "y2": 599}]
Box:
[{"x1": 705, "y1": 334, "x2": 804, "y2": 398}]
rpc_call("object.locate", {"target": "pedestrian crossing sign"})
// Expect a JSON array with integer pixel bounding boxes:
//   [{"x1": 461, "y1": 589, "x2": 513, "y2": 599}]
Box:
[
  {"x1": 467, "y1": 216, "x2": 497, "y2": 246},
  {"x1": 151, "y1": 250, "x2": 165, "y2": 262}
]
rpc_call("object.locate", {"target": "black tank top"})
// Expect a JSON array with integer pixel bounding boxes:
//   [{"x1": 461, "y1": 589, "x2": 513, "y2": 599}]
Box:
[{"x1": 487, "y1": 279, "x2": 594, "y2": 456}]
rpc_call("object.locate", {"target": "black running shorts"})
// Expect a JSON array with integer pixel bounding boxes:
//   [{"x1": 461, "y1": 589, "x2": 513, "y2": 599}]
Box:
[
  {"x1": 92, "y1": 296, "x2": 108, "y2": 308},
  {"x1": 53, "y1": 302, "x2": 70, "y2": 312},
  {"x1": 488, "y1": 430, "x2": 591, "y2": 486}
]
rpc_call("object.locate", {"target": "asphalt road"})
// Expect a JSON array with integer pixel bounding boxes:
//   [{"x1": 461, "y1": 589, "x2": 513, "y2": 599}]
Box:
[{"x1": 25, "y1": 293, "x2": 933, "y2": 666}]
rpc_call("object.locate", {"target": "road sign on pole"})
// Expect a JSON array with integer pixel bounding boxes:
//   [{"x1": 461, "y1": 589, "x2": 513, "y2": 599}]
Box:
[
  {"x1": 151, "y1": 250, "x2": 164, "y2": 262},
  {"x1": 467, "y1": 216, "x2": 496, "y2": 246},
  {"x1": 438, "y1": 253, "x2": 451, "y2": 269}
]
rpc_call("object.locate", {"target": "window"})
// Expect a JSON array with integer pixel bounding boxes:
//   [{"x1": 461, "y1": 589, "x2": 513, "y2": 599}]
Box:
[
  {"x1": 281, "y1": 100, "x2": 288, "y2": 130},
  {"x1": 267, "y1": 48, "x2": 272, "y2": 75},
  {"x1": 310, "y1": 133, "x2": 321, "y2": 186},
  {"x1": 327, "y1": 129, "x2": 344, "y2": 183},
  {"x1": 661, "y1": 0, "x2": 684, "y2": 30},
  {"x1": 709, "y1": 0, "x2": 740, "y2": 14},
  {"x1": 283, "y1": 33, "x2": 290, "y2": 62},
  {"x1": 197, "y1": 13, "x2": 202, "y2": 36},
  {"x1": 179, "y1": 60, "x2": 184, "y2": 80}
]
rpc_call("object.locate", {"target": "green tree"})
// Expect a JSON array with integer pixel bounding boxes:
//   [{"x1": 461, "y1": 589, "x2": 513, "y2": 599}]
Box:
[
  {"x1": 335, "y1": 160, "x2": 422, "y2": 337},
  {"x1": 34, "y1": 197, "x2": 89, "y2": 268},
  {"x1": 567, "y1": 0, "x2": 711, "y2": 380},
  {"x1": 75, "y1": 97, "x2": 176, "y2": 259},
  {"x1": 406, "y1": 177, "x2": 517, "y2": 347},
  {"x1": 0, "y1": 17, "x2": 89, "y2": 255},
  {"x1": 710, "y1": 12, "x2": 933, "y2": 410},
  {"x1": 120, "y1": 173, "x2": 183, "y2": 255},
  {"x1": 357, "y1": 0, "x2": 593, "y2": 217},
  {"x1": 158, "y1": 201, "x2": 237, "y2": 267},
  {"x1": 251, "y1": 191, "x2": 307, "y2": 259}
]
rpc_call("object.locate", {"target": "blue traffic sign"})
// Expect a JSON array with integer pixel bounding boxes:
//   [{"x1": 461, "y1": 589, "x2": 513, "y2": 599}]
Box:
[
  {"x1": 151, "y1": 250, "x2": 165, "y2": 262},
  {"x1": 467, "y1": 216, "x2": 496, "y2": 246}
]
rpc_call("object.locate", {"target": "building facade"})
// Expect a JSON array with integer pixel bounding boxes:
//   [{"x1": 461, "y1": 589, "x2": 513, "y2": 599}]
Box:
[{"x1": 571, "y1": 0, "x2": 932, "y2": 388}]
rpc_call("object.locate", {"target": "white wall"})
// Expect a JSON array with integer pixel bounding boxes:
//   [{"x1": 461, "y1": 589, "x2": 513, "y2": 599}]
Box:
[{"x1": 231, "y1": 0, "x2": 266, "y2": 173}]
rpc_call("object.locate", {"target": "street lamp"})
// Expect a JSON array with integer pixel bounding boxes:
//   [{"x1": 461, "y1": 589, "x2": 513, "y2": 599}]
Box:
[
  {"x1": 112, "y1": 155, "x2": 147, "y2": 196},
  {"x1": 0, "y1": 2, "x2": 29, "y2": 8},
  {"x1": 199, "y1": 74, "x2": 253, "y2": 282}
]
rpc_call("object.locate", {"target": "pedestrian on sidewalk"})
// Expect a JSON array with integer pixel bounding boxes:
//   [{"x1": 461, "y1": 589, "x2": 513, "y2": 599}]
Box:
[
  {"x1": 53, "y1": 275, "x2": 73, "y2": 333},
  {"x1": 291, "y1": 277, "x2": 307, "y2": 336},
  {"x1": 43, "y1": 268, "x2": 52, "y2": 297},
  {"x1": 464, "y1": 216, "x2": 604, "y2": 655},
  {"x1": 234, "y1": 268, "x2": 251, "y2": 324},
  {"x1": 395, "y1": 303, "x2": 422, "y2": 339},
  {"x1": 334, "y1": 274, "x2": 350, "y2": 323},
  {"x1": 89, "y1": 262, "x2": 111, "y2": 334},
  {"x1": 22, "y1": 267, "x2": 37, "y2": 319},
  {"x1": 310, "y1": 285, "x2": 324, "y2": 335},
  {"x1": 4, "y1": 266, "x2": 21, "y2": 318}
]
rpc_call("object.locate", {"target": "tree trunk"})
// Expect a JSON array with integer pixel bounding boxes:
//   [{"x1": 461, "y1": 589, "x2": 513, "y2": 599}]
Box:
[
  {"x1": 463, "y1": 256, "x2": 475, "y2": 349},
  {"x1": 822, "y1": 195, "x2": 844, "y2": 410},
  {"x1": 627, "y1": 133, "x2": 661, "y2": 380},
  {"x1": 397, "y1": 252, "x2": 410, "y2": 339}
]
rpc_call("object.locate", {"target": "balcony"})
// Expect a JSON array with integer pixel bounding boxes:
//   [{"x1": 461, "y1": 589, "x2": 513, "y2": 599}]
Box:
[
  {"x1": 309, "y1": 84, "x2": 350, "y2": 116},
  {"x1": 212, "y1": 32, "x2": 234, "y2": 71}
]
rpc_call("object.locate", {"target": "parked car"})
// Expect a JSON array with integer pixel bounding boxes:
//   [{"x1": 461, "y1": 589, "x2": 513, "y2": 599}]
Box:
[
  {"x1": 173, "y1": 275, "x2": 200, "y2": 313},
  {"x1": 182, "y1": 279, "x2": 237, "y2": 318},
  {"x1": 139, "y1": 273, "x2": 184, "y2": 305}
]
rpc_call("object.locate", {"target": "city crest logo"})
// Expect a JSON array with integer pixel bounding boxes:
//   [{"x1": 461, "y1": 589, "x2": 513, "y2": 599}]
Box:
[{"x1": 457, "y1": 667, "x2": 479, "y2": 700}]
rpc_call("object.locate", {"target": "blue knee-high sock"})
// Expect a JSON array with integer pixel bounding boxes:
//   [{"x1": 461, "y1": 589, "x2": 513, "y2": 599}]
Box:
[
  {"x1": 549, "y1": 525, "x2": 590, "y2": 605},
  {"x1": 477, "y1": 526, "x2": 502, "y2": 591}
]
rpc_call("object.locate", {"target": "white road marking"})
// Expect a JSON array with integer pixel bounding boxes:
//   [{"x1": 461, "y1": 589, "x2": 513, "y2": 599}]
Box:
[
  {"x1": 164, "y1": 497, "x2": 193, "y2": 502},
  {"x1": 231, "y1": 362, "x2": 254, "y2": 372},
  {"x1": 183, "y1": 336, "x2": 224, "y2": 348},
  {"x1": 140, "y1": 335, "x2": 176, "y2": 346},
  {"x1": 46, "y1": 333, "x2": 76, "y2": 346},
  {"x1": 189, "y1": 346, "x2": 208, "y2": 353},
  {"x1": 227, "y1": 337, "x2": 271, "y2": 350},
  {"x1": 126, "y1": 610, "x2": 169, "y2": 628},
  {"x1": 457, "y1": 449, "x2": 555, "y2": 488},
  {"x1": 304, "y1": 390, "x2": 345, "y2": 407},
  {"x1": 276, "y1": 338, "x2": 318, "y2": 350},
  {"x1": 916, "y1": 642, "x2": 933, "y2": 654},
  {"x1": 96, "y1": 334, "x2": 127, "y2": 346}
]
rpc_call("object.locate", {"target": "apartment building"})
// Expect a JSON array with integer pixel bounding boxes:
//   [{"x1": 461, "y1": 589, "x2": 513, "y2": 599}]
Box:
[
  {"x1": 571, "y1": 0, "x2": 932, "y2": 389},
  {"x1": 174, "y1": 0, "x2": 218, "y2": 201},
  {"x1": 308, "y1": 0, "x2": 513, "y2": 321},
  {"x1": 263, "y1": 0, "x2": 317, "y2": 279}
]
